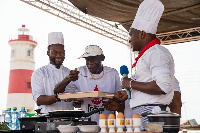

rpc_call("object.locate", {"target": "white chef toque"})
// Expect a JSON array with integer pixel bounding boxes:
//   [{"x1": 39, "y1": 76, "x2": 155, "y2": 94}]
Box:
[
  {"x1": 130, "y1": 0, "x2": 164, "y2": 34},
  {"x1": 48, "y1": 32, "x2": 64, "y2": 47}
]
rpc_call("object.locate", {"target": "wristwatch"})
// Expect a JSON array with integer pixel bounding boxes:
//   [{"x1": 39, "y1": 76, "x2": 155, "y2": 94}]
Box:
[{"x1": 55, "y1": 93, "x2": 61, "y2": 102}]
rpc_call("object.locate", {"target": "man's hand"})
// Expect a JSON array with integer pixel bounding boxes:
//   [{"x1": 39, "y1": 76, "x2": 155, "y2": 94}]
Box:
[
  {"x1": 68, "y1": 69, "x2": 79, "y2": 82},
  {"x1": 112, "y1": 91, "x2": 128, "y2": 103},
  {"x1": 121, "y1": 77, "x2": 132, "y2": 89},
  {"x1": 72, "y1": 99, "x2": 83, "y2": 108},
  {"x1": 54, "y1": 69, "x2": 79, "y2": 94},
  {"x1": 102, "y1": 100, "x2": 119, "y2": 111}
]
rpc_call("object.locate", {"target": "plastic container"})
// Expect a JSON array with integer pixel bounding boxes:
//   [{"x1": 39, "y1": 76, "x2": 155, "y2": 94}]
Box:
[
  {"x1": 26, "y1": 113, "x2": 36, "y2": 118},
  {"x1": 4, "y1": 108, "x2": 12, "y2": 129},
  {"x1": 19, "y1": 107, "x2": 27, "y2": 118},
  {"x1": 0, "y1": 110, "x2": 6, "y2": 122},
  {"x1": 11, "y1": 107, "x2": 20, "y2": 130}
]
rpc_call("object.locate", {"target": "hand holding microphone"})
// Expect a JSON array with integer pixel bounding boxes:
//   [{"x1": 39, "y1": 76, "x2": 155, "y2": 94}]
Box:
[{"x1": 120, "y1": 65, "x2": 132, "y2": 99}]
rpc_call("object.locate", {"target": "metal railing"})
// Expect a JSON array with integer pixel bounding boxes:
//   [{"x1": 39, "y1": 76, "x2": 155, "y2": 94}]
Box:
[{"x1": 20, "y1": 0, "x2": 200, "y2": 46}]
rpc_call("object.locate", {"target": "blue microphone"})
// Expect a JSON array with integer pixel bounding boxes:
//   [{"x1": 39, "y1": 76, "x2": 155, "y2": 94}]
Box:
[
  {"x1": 120, "y1": 65, "x2": 131, "y2": 99},
  {"x1": 120, "y1": 65, "x2": 129, "y2": 77}
]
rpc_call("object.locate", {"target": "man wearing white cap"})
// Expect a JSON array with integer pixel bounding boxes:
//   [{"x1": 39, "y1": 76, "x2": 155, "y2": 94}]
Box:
[
  {"x1": 70, "y1": 45, "x2": 122, "y2": 123},
  {"x1": 114, "y1": 0, "x2": 175, "y2": 126},
  {"x1": 31, "y1": 32, "x2": 79, "y2": 113}
]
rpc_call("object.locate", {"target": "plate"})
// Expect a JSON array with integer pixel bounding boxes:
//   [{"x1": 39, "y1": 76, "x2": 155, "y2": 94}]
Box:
[
  {"x1": 78, "y1": 125, "x2": 100, "y2": 133},
  {"x1": 57, "y1": 125, "x2": 79, "y2": 133}
]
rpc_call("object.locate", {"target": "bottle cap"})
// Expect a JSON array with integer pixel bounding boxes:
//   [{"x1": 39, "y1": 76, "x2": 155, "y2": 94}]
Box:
[
  {"x1": 13, "y1": 107, "x2": 17, "y2": 110},
  {"x1": 21, "y1": 107, "x2": 25, "y2": 109},
  {"x1": 7, "y1": 108, "x2": 11, "y2": 110}
]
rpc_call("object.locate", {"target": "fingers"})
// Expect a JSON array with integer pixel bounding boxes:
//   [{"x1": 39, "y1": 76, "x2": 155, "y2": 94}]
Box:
[
  {"x1": 68, "y1": 70, "x2": 79, "y2": 81},
  {"x1": 112, "y1": 91, "x2": 128, "y2": 102},
  {"x1": 65, "y1": 98, "x2": 83, "y2": 104},
  {"x1": 103, "y1": 100, "x2": 119, "y2": 111},
  {"x1": 120, "y1": 77, "x2": 132, "y2": 89},
  {"x1": 73, "y1": 98, "x2": 83, "y2": 104}
]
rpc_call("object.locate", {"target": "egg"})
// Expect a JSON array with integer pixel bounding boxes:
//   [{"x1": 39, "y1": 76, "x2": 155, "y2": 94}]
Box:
[
  {"x1": 108, "y1": 114, "x2": 115, "y2": 119},
  {"x1": 132, "y1": 113, "x2": 140, "y2": 118},
  {"x1": 117, "y1": 112, "x2": 124, "y2": 119},
  {"x1": 99, "y1": 113, "x2": 107, "y2": 119}
]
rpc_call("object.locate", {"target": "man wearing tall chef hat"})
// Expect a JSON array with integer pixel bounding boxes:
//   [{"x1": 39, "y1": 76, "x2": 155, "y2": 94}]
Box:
[
  {"x1": 109, "y1": 0, "x2": 175, "y2": 127},
  {"x1": 31, "y1": 32, "x2": 79, "y2": 113}
]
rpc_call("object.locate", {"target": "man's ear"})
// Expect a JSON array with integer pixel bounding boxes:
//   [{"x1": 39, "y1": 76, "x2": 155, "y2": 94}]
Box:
[
  {"x1": 101, "y1": 55, "x2": 105, "y2": 61},
  {"x1": 47, "y1": 51, "x2": 50, "y2": 56},
  {"x1": 140, "y1": 31, "x2": 146, "y2": 39}
]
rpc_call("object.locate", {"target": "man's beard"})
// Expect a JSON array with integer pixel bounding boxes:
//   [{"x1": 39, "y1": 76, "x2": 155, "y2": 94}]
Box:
[{"x1": 50, "y1": 57, "x2": 65, "y2": 67}]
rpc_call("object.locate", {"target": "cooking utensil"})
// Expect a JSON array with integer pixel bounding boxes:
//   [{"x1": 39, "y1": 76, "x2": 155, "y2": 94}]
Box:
[
  {"x1": 18, "y1": 116, "x2": 47, "y2": 130},
  {"x1": 48, "y1": 108, "x2": 104, "y2": 118},
  {"x1": 143, "y1": 105, "x2": 181, "y2": 133}
]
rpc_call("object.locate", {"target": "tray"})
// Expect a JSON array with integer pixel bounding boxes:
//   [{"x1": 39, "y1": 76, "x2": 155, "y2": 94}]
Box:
[{"x1": 58, "y1": 91, "x2": 114, "y2": 100}]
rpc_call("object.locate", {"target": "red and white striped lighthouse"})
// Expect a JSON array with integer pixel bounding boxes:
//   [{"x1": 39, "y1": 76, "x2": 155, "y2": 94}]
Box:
[{"x1": 6, "y1": 25, "x2": 37, "y2": 112}]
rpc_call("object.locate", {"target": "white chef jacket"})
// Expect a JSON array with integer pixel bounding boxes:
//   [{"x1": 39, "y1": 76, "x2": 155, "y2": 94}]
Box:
[
  {"x1": 71, "y1": 65, "x2": 121, "y2": 123},
  {"x1": 130, "y1": 44, "x2": 175, "y2": 108},
  {"x1": 31, "y1": 63, "x2": 75, "y2": 113}
]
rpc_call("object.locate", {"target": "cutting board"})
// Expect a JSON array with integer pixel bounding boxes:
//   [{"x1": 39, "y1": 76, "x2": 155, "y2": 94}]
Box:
[{"x1": 58, "y1": 91, "x2": 114, "y2": 100}]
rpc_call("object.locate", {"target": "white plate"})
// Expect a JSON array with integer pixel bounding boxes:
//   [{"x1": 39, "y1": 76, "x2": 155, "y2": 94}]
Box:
[
  {"x1": 57, "y1": 125, "x2": 79, "y2": 133},
  {"x1": 78, "y1": 125, "x2": 100, "y2": 133}
]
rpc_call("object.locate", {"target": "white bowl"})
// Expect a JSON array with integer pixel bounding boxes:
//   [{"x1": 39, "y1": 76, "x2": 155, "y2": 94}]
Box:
[
  {"x1": 57, "y1": 125, "x2": 79, "y2": 133},
  {"x1": 78, "y1": 125, "x2": 100, "y2": 133}
]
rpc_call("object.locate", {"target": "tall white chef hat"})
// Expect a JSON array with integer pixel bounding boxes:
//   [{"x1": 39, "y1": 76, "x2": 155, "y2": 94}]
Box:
[
  {"x1": 48, "y1": 32, "x2": 64, "y2": 47},
  {"x1": 130, "y1": 0, "x2": 164, "y2": 34}
]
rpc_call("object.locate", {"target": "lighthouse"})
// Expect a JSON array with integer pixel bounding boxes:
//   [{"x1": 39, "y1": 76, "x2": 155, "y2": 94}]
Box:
[{"x1": 6, "y1": 25, "x2": 37, "y2": 112}]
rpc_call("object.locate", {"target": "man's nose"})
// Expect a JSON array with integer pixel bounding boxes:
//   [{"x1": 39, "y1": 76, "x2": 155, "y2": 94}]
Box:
[
  {"x1": 55, "y1": 52, "x2": 63, "y2": 57},
  {"x1": 87, "y1": 60, "x2": 95, "y2": 64}
]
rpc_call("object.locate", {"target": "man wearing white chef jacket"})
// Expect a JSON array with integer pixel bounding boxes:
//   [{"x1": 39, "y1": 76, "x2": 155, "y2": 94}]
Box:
[
  {"x1": 31, "y1": 32, "x2": 79, "y2": 114},
  {"x1": 71, "y1": 45, "x2": 122, "y2": 123},
  {"x1": 113, "y1": 0, "x2": 175, "y2": 128},
  {"x1": 105, "y1": 76, "x2": 181, "y2": 118}
]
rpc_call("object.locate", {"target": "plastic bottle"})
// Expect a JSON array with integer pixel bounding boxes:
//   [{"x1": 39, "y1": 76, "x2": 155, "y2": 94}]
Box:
[
  {"x1": 4, "y1": 108, "x2": 12, "y2": 129},
  {"x1": 0, "y1": 110, "x2": 6, "y2": 122},
  {"x1": 19, "y1": 107, "x2": 27, "y2": 118},
  {"x1": 11, "y1": 107, "x2": 20, "y2": 130}
]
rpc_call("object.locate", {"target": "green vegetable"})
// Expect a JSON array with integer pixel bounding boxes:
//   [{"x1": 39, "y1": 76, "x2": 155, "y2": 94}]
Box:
[{"x1": 0, "y1": 122, "x2": 10, "y2": 130}]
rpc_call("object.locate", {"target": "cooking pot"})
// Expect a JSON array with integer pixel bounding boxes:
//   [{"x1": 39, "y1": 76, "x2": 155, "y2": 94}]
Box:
[
  {"x1": 144, "y1": 105, "x2": 181, "y2": 133},
  {"x1": 18, "y1": 116, "x2": 47, "y2": 130},
  {"x1": 48, "y1": 108, "x2": 104, "y2": 118}
]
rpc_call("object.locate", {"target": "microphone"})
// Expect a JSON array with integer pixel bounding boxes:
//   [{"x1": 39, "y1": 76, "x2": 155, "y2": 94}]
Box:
[
  {"x1": 120, "y1": 65, "x2": 131, "y2": 99},
  {"x1": 120, "y1": 65, "x2": 129, "y2": 77}
]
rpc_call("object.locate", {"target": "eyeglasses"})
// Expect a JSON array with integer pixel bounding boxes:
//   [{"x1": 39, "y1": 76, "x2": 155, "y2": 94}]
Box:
[{"x1": 50, "y1": 50, "x2": 65, "y2": 56}]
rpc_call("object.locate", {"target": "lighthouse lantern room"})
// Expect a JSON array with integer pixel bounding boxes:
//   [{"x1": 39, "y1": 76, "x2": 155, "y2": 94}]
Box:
[{"x1": 7, "y1": 25, "x2": 37, "y2": 112}]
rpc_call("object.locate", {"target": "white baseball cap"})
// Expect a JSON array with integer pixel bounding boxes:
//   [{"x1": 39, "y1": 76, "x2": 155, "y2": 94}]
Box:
[
  {"x1": 130, "y1": 0, "x2": 164, "y2": 34},
  {"x1": 78, "y1": 45, "x2": 104, "y2": 59},
  {"x1": 48, "y1": 32, "x2": 64, "y2": 47}
]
